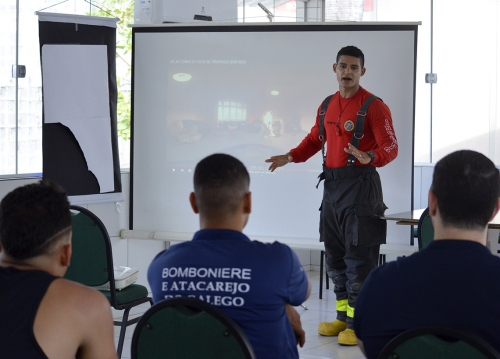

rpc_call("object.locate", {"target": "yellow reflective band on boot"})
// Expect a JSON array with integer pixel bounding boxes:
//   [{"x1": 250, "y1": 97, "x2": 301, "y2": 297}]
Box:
[
  {"x1": 347, "y1": 305, "x2": 355, "y2": 318},
  {"x1": 336, "y1": 299, "x2": 348, "y2": 312}
]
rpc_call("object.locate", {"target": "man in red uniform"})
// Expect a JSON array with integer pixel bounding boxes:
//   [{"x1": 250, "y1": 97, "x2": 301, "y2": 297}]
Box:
[{"x1": 265, "y1": 45, "x2": 398, "y2": 346}]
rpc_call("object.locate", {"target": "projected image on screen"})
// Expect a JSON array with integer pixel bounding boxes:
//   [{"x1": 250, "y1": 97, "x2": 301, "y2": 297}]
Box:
[
  {"x1": 156, "y1": 37, "x2": 326, "y2": 176},
  {"x1": 132, "y1": 25, "x2": 417, "y2": 242}
]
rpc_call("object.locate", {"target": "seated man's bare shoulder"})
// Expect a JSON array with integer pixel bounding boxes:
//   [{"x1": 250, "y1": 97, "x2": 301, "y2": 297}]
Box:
[{"x1": 34, "y1": 278, "x2": 118, "y2": 359}]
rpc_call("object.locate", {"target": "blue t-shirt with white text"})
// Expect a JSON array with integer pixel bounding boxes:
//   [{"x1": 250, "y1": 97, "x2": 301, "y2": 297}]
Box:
[{"x1": 148, "y1": 229, "x2": 309, "y2": 359}]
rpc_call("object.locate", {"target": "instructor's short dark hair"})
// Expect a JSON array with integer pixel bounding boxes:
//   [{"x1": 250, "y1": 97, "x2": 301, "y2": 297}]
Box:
[
  {"x1": 431, "y1": 150, "x2": 500, "y2": 230},
  {"x1": 0, "y1": 180, "x2": 71, "y2": 261},
  {"x1": 336, "y1": 46, "x2": 365, "y2": 68},
  {"x1": 193, "y1": 154, "x2": 250, "y2": 217}
]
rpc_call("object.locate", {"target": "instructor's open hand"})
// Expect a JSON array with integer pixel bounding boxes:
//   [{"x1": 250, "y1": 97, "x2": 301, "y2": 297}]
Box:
[
  {"x1": 344, "y1": 144, "x2": 371, "y2": 165},
  {"x1": 265, "y1": 154, "x2": 292, "y2": 172}
]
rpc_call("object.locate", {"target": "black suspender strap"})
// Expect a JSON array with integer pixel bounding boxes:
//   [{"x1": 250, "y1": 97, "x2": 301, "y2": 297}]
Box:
[
  {"x1": 318, "y1": 94, "x2": 334, "y2": 167},
  {"x1": 315, "y1": 93, "x2": 381, "y2": 187},
  {"x1": 346, "y1": 95, "x2": 380, "y2": 166}
]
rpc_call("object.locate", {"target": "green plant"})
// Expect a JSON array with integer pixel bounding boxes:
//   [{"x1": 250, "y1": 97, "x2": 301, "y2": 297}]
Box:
[
  {"x1": 116, "y1": 77, "x2": 131, "y2": 140},
  {"x1": 89, "y1": 0, "x2": 133, "y2": 141}
]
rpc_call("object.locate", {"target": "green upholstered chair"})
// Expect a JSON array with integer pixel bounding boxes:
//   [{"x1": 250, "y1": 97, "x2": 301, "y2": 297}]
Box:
[
  {"x1": 377, "y1": 326, "x2": 500, "y2": 359},
  {"x1": 131, "y1": 297, "x2": 255, "y2": 359},
  {"x1": 66, "y1": 205, "x2": 153, "y2": 359},
  {"x1": 417, "y1": 207, "x2": 434, "y2": 250}
]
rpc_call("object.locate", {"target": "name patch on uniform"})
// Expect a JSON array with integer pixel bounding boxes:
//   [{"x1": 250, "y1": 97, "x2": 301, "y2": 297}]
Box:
[{"x1": 344, "y1": 120, "x2": 354, "y2": 132}]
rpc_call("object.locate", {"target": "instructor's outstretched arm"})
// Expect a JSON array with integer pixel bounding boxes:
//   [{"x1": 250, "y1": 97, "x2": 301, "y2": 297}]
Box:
[{"x1": 265, "y1": 153, "x2": 293, "y2": 172}]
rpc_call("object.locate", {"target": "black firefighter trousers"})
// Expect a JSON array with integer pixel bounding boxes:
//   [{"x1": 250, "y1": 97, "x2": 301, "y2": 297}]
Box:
[{"x1": 320, "y1": 165, "x2": 387, "y2": 329}]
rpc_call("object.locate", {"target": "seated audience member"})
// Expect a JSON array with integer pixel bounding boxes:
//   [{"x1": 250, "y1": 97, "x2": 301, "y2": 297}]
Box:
[
  {"x1": 148, "y1": 153, "x2": 311, "y2": 359},
  {"x1": 0, "y1": 181, "x2": 117, "y2": 359},
  {"x1": 354, "y1": 150, "x2": 500, "y2": 358}
]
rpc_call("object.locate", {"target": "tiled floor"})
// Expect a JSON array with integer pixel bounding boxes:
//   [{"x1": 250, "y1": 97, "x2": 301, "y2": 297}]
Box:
[
  {"x1": 114, "y1": 270, "x2": 365, "y2": 359},
  {"x1": 296, "y1": 271, "x2": 365, "y2": 359}
]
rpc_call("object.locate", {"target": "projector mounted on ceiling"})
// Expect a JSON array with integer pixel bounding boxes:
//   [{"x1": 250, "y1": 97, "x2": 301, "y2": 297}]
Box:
[{"x1": 134, "y1": 0, "x2": 236, "y2": 24}]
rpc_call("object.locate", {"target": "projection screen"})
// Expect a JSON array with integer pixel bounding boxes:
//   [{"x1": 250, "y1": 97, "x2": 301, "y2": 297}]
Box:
[{"x1": 131, "y1": 22, "x2": 418, "y2": 245}]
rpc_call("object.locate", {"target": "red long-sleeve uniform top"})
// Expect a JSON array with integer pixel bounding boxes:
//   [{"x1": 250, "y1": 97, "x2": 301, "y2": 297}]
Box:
[{"x1": 289, "y1": 87, "x2": 398, "y2": 168}]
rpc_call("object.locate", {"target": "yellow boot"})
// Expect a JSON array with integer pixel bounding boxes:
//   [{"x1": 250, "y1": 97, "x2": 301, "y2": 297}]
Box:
[
  {"x1": 317, "y1": 319, "x2": 347, "y2": 336},
  {"x1": 338, "y1": 328, "x2": 358, "y2": 346}
]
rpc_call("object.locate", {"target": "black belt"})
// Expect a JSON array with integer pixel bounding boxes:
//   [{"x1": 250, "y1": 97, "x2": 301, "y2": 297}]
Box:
[{"x1": 324, "y1": 165, "x2": 375, "y2": 180}]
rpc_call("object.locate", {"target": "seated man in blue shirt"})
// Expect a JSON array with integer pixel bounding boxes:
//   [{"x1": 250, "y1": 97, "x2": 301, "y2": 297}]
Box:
[
  {"x1": 354, "y1": 150, "x2": 500, "y2": 358},
  {"x1": 148, "y1": 153, "x2": 311, "y2": 359}
]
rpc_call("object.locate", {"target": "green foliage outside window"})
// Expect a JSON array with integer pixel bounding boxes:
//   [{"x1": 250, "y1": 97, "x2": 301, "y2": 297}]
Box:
[{"x1": 89, "y1": 0, "x2": 133, "y2": 141}]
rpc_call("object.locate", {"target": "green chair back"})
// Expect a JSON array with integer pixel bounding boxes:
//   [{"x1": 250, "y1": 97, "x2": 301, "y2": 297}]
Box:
[
  {"x1": 66, "y1": 206, "x2": 152, "y2": 359},
  {"x1": 417, "y1": 208, "x2": 434, "y2": 250},
  {"x1": 377, "y1": 326, "x2": 500, "y2": 359},
  {"x1": 65, "y1": 208, "x2": 109, "y2": 286},
  {"x1": 131, "y1": 298, "x2": 255, "y2": 359}
]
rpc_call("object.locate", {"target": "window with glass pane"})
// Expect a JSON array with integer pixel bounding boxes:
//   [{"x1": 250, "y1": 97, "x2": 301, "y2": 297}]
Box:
[
  {"x1": 239, "y1": 0, "x2": 297, "y2": 23},
  {"x1": 219, "y1": 101, "x2": 247, "y2": 123},
  {"x1": 432, "y1": 0, "x2": 499, "y2": 164},
  {"x1": 365, "y1": 0, "x2": 431, "y2": 163},
  {"x1": 0, "y1": 1, "x2": 18, "y2": 175},
  {"x1": 1, "y1": 0, "x2": 132, "y2": 176}
]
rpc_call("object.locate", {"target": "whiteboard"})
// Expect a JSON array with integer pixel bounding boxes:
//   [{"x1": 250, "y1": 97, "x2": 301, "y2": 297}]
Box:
[{"x1": 131, "y1": 23, "x2": 418, "y2": 244}]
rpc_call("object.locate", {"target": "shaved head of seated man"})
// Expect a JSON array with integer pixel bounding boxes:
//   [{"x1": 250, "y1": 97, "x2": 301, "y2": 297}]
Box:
[
  {"x1": 354, "y1": 150, "x2": 500, "y2": 358},
  {"x1": 0, "y1": 181, "x2": 117, "y2": 359}
]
